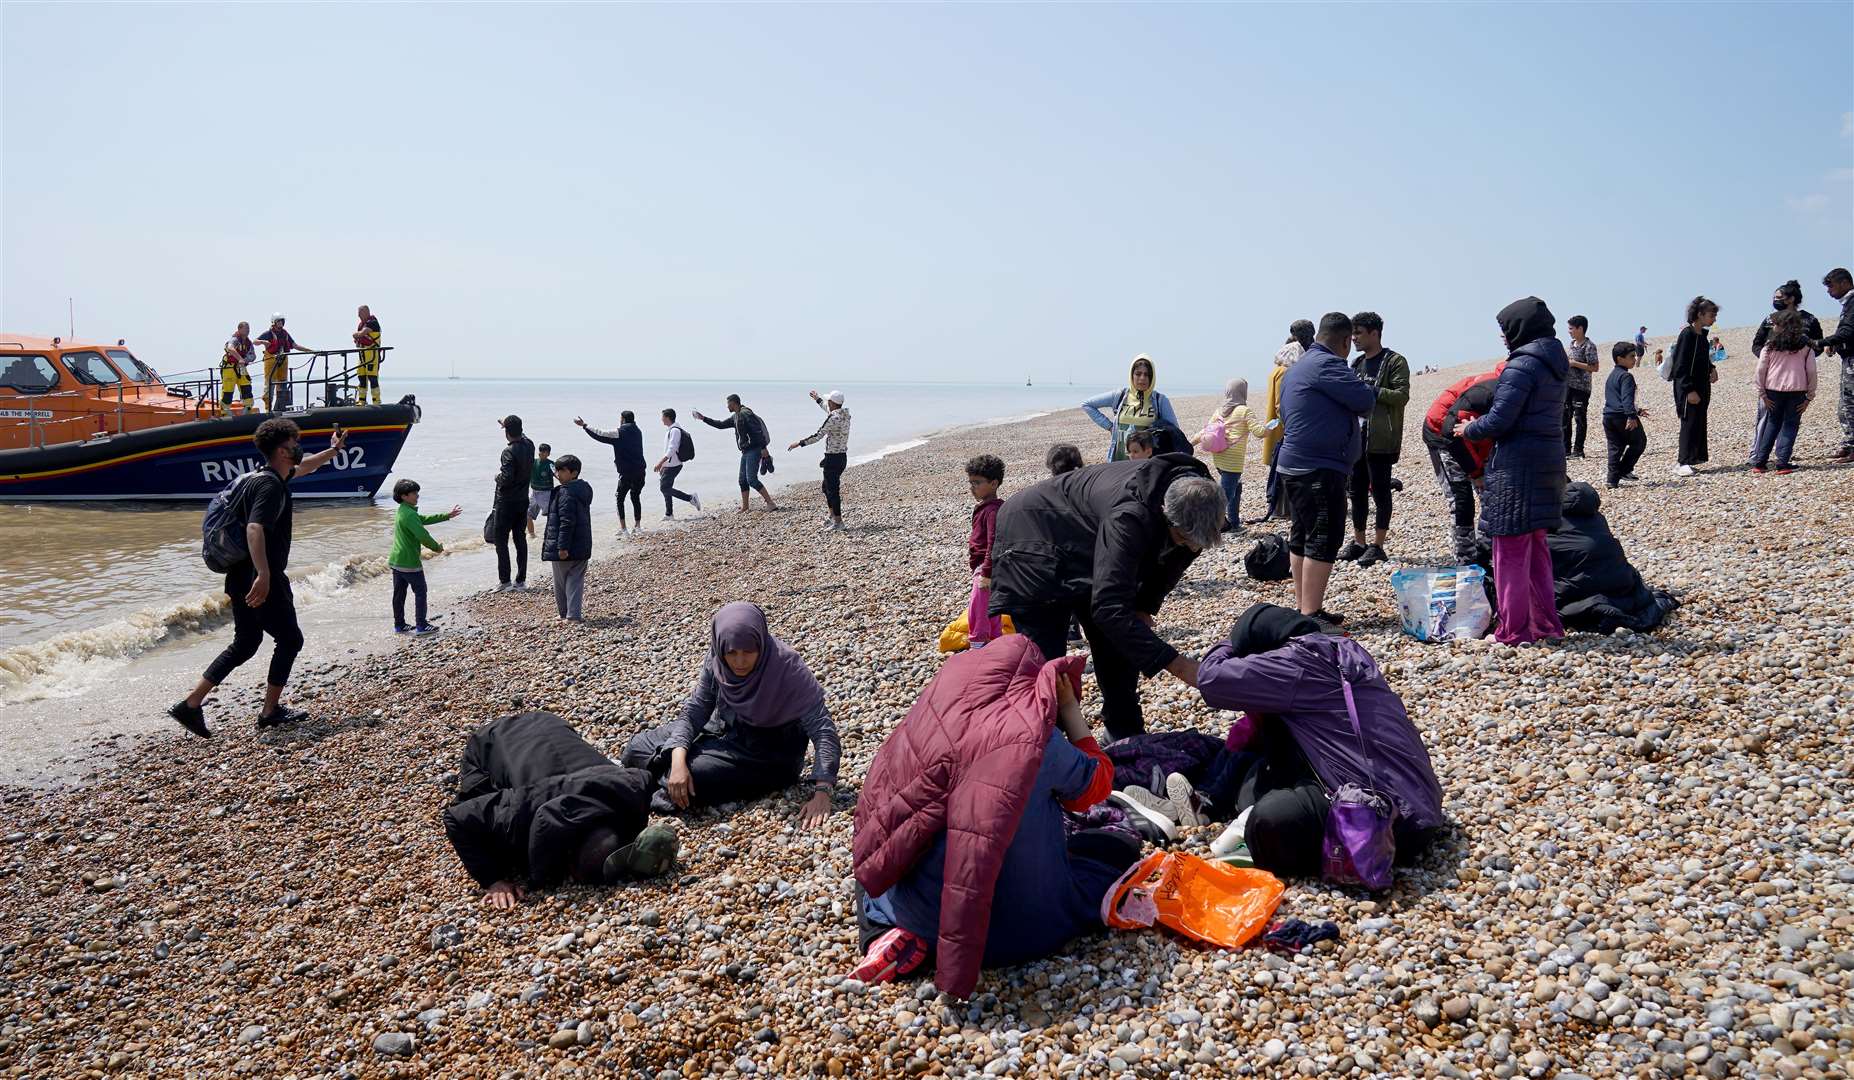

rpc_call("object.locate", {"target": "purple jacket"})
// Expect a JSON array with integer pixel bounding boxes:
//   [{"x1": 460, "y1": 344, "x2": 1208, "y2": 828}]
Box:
[{"x1": 1196, "y1": 635, "x2": 1443, "y2": 832}]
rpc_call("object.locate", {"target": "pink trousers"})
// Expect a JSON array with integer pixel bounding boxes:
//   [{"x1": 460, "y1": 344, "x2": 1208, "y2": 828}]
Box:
[{"x1": 1491, "y1": 530, "x2": 1564, "y2": 645}]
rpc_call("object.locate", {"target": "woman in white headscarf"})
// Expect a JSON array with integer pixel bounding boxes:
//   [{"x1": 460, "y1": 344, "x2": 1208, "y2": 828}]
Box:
[{"x1": 1191, "y1": 378, "x2": 1260, "y2": 532}]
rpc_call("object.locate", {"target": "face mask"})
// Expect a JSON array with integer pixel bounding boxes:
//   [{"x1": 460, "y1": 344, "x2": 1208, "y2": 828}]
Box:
[
  {"x1": 287, "y1": 444, "x2": 304, "y2": 465},
  {"x1": 1774, "y1": 300, "x2": 1787, "y2": 312}
]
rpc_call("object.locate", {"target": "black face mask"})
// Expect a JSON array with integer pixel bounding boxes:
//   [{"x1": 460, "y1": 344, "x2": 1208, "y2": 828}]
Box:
[
  {"x1": 1774, "y1": 299, "x2": 1788, "y2": 312},
  {"x1": 287, "y1": 444, "x2": 304, "y2": 465}
]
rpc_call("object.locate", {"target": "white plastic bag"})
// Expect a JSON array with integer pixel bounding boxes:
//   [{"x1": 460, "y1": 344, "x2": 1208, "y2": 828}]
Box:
[{"x1": 1390, "y1": 565, "x2": 1492, "y2": 642}]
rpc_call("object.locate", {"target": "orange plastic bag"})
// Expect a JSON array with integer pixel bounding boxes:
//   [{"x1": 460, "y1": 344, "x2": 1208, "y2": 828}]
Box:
[
  {"x1": 936, "y1": 610, "x2": 1016, "y2": 653},
  {"x1": 1101, "y1": 851, "x2": 1284, "y2": 949}
]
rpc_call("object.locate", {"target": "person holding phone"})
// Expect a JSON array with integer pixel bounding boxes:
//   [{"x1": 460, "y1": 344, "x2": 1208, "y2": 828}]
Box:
[{"x1": 169, "y1": 419, "x2": 349, "y2": 737}]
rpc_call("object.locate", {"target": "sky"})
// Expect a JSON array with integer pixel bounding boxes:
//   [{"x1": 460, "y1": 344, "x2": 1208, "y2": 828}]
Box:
[{"x1": 4, "y1": 3, "x2": 1850, "y2": 390}]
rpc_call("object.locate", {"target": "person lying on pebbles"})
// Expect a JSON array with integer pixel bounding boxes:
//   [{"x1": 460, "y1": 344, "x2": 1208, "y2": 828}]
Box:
[
  {"x1": 1190, "y1": 604, "x2": 1444, "y2": 883},
  {"x1": 987, "y1": 454, "x2": 1227, "y2": 741},
  {"x1": 851, "y1": 636, "x2": 1130, "y2": 999},
  {"x1": 621, "y1": 602, "x2": 840, "y2": 828},
  {"x1": 441, "y1": 711, "x2": 679, "y2": 910}
]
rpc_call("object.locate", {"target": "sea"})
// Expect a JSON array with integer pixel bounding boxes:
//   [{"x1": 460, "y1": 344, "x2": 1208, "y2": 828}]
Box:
[{"x1": 0, "y1": 377, "x2": 1088, "y2": 718}]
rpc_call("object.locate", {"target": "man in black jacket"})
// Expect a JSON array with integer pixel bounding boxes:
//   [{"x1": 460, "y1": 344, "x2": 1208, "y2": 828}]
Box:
[
  {"x1": 575, "y1": 411, "x2": 648, "y2": 532},
  {"x1": 988, "y1": 454, "x2": 1226, "y2": 740},
  {"x1": 493, "y1": 415, "x2": 536, "y2": 591},
  {"x1": 1817, "y1": 268, "x2": 1854, "y2": 462},
  {"x1": 443, "y1": 711, "x2": 677, "y2": 909},
  {"x1": 694, "y1": 394, "x2": 778, "y2": 513}
]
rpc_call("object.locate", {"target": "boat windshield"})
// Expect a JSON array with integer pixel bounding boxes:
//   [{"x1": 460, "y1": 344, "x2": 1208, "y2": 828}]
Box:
[
  {"x1": 1, "y1": 354, "x2": 58, "y2": 394},
  {"x1": 107, "y1": 348, "x2": 159, "y2": 382},
  {"x1": 63, "y1": 350, "x2": 123, "y2": 386}
]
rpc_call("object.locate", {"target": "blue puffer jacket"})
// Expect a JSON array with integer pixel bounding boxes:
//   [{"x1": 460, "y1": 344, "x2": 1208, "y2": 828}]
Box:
[{"x1": 1463, "y1": 339, "x2": 1569, "y2": 536}]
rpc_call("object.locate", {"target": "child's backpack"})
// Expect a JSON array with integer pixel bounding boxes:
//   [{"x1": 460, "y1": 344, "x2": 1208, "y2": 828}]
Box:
[
  {"x1": 1198, "y1": 411, "x2": 1231, "y2": 454},
  {"x1": 201, "y1": 471, "x2": 260, "y2": 572},
  {"x1": 678, "y1": 426, "x2": 697, "y2": 461}
]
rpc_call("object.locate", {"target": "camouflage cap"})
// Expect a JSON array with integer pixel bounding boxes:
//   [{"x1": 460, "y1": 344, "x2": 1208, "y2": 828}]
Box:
[{"x1": 603, "y1": 824, "x2": 678, "y2": 882}]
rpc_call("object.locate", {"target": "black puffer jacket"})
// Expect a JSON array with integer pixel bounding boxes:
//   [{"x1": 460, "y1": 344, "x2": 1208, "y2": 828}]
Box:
[
  {"x1": 542, "y1": 478, "x2": 594, "y2": 561},
  {"x1": 443, "y1": 712, "x2": 651, "y2": 888},
  {"x1": 1547, "y1": 483, "x2": 1678, "y2": 634},
  {"x1": 1463, "y1": 299, "x2": 1568, "y2": 536},
  {"x1": 988, "y1": 453, "x2": 1211, "y2": 675}
]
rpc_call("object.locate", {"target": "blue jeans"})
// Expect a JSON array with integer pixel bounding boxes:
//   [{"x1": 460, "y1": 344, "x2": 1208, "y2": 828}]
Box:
[
  {"x1": 738, "y1": 449, "x2": 767, "y2": 493},
  {"x1": 1750, "y1": 390, "x2": 1806, "y2": 469},
  {"x1": 1217, "y1": 469, "x2": 1242, "y2": 530}
]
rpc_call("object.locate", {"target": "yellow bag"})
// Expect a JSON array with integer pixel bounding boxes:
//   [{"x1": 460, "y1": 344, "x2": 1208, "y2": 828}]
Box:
[{"x1": 937, "y1": 611, "x2": 1014, "y2": 653}]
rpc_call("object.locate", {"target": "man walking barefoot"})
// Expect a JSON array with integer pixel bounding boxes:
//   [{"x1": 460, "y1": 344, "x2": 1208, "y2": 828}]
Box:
[{"x1": 168, "y1": 419, "x2": 348, "y2": 736}]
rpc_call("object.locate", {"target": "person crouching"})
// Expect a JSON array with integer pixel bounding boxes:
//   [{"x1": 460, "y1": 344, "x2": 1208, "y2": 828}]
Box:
[{"x1": 442, "y1": 711, "x2": 677, "y2": 910}]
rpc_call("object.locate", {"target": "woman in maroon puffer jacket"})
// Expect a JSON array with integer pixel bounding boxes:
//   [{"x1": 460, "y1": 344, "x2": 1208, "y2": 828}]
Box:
[{"x1": 851, "y1": 636, "x2": 1131, "y2": 998}]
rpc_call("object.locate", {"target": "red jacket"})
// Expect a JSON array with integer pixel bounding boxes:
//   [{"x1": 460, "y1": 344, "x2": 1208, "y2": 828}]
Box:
[
  {"x1": 853, "y1": 635, "x2": 1086, "y2": 998},
  {"x1": 968, "y1": 498, "x2": 1002, "y2": 574},
  {"x1": 1423, "y1": 364, "x2": 1505, "y2": 476}
]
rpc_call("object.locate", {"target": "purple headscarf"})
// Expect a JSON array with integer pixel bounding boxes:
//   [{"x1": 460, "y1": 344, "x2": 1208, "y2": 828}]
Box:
[{"x1": 709, "y1": 602, "x2": 825, "y2": 728}]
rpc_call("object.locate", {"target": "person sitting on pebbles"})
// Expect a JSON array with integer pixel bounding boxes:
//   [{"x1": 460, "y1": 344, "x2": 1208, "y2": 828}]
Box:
[
  {"x1": 621, "y1": 602, "x2": 840, "y2": 828},
  {"x1": 443, "y1": 711, "x2": 679, "y2": 909},
  {"x1": 850, "y1": 635, "x2": 1130, "y2": 999},
  {"x1": 1189, "y1": 604, "x2": 1444, "y2": 881}
]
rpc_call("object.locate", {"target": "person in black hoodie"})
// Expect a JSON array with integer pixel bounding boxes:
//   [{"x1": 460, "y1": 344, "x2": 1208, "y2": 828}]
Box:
[
  {"x1": 543, "y1": 455, "x2": 594, "y2": 621},
  {"x1": 492, "y1": 415, "x2": 536, "y2": 591},
  {"x1": 1547, "y1": 482, "x2": 1678, "y2": 633},
  {"x1": 987, "y1": 455, "x2": 1226, "y2": 739},
  {"x1": 443, "y1": 711, "x2": 677, "y2": 910},
  {"x1": 576, "y1": 411, "x2": 648, "y2": 532}
]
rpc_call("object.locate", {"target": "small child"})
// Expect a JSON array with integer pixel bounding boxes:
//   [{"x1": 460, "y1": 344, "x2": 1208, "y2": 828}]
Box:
[
  {"x1": 1045, "y1": 443, "x2": 1084, "y2": 476},
  {"x1": 965, "y1": 454, "x2": 1006, "y2": 646},
  {"x1": 1124, "y1": 429, "x2": 1156, "y2": 460},
  {"x1": 1602, "y1": 342, "x2": 1649, "y2": 488},
  {"x1": 543, "y1": 454, "x2": 594, "y2": 621},
  {"x1": 388, "y1": 480, "x2": 463, "y2": 635},
  {"x1": 1191, "y1": 379, "x2": 1257, "y2": 535},
  {"x1": 528, "y1": 443, "x2": 556, "y2": 537}
]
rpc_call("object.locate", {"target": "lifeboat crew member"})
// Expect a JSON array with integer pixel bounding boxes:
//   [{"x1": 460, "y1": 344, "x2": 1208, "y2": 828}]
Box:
[
  {"x1": 352, "y1": 304, "x2": 383, "y2": 405},
  {"x1": 221, "y1": 322, "x2": 257, "y2": 414},
  {"x1": 256, "y1": 313, "x2": 303, "y2": 413}
]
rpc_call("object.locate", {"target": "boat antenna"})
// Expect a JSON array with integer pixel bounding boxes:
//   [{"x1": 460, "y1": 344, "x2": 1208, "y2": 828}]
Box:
[{"x1": 68, "y1": 298, "x2": 75, "y2": 340}]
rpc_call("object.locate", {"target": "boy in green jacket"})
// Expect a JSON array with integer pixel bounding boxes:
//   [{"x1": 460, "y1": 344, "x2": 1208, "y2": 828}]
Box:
[{"x1": 389, "y1": 479, "x2": 463, "y2": 635}]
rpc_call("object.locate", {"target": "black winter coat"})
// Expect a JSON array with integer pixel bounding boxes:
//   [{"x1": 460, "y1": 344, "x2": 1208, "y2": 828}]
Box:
[
  {"x1": 1547, "y1": 483, "x2": 1678, "y2": 634},
  {"x1": 495, "y1": 436, "x2": 536, "y2": 510},
  {"x1": 543, "y1": 478, "x2": 594, "y2": 561},
  {"x1": 988, "y1": 453, "x2": 1211, "y2": 676},
  {"x1": 443, "y1": 712, "x2": 650, "y2": 888},
  {"x1": 1463, "y1": 339, "x2": 1568, "y2": 536}
]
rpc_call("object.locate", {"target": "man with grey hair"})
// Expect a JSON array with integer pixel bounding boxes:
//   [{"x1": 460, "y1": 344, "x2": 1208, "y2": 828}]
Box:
[{"x1": 988, "y1": 453, "x2": 1222, "y2": 740}]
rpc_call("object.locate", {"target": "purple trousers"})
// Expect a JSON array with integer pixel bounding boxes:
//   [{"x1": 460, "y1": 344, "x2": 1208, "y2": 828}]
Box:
[{"x1": 1491, "y1": 530, "x2": 1564, "y2": 645}]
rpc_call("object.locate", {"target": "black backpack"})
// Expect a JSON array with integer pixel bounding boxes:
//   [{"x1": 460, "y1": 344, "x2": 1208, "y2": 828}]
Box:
[
  {"x1": 678, "y1": 426, "x2": 696, "y2": 461},
  {"x1": 201, "y1": 471, "x2": 261, "y2": 572},
  {"x1": 741, "y1": 409, "x2": 770, "y2": 451},
  {"x1": 1244, "y1": 533, "x2": 1292, "y2": 582}
]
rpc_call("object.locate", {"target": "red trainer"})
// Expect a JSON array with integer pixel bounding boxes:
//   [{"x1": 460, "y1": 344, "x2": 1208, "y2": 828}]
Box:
[
  {"x1": 850, "y1": 927, "x2": 930, "y2": 984},
  {"x1": 1775, "y1": 467, "x2": 1796, "y2": 475}
]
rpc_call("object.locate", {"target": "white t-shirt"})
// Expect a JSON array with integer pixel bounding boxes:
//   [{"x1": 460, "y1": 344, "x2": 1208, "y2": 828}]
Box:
[{"x1": 664, "y1": 424, "x2": 686, "y2": 466}]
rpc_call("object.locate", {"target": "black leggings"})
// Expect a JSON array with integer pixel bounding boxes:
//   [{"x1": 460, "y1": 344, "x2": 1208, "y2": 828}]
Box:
[
  {"x1": 621, "y1": 718, "x2": 806, "y2": 814},
  {"x1": 204, "y1": 573, "x2": 304, "y2": 688},
  {"x1": 820, "y1": 453, "x2": 847, "y2": 517},
  {"x1": 1350, "y1": 453, "x2": 1394, "y2": 533},
  {"x1": 616, "y1": 472, "x2": 645, "y2": 526},
  {"x1": 493, "y1": 502, "x2": 528, "y2": 584}
]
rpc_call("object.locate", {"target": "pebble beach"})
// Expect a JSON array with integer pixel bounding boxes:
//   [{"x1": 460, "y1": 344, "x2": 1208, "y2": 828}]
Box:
[{"x1": 3, "y1": 324, "x2": 1851, "y2": 1080}]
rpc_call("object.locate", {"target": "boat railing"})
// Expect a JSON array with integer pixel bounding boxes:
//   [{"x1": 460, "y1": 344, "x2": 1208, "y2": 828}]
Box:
[{"x1": 1, "y1": 347, "x2": 397, "y2": 450}]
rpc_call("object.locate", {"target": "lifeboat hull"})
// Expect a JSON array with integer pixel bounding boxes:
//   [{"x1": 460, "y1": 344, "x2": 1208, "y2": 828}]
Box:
[{"x1": 0, "y1": 404, "x2": 415, "y2": 502}]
